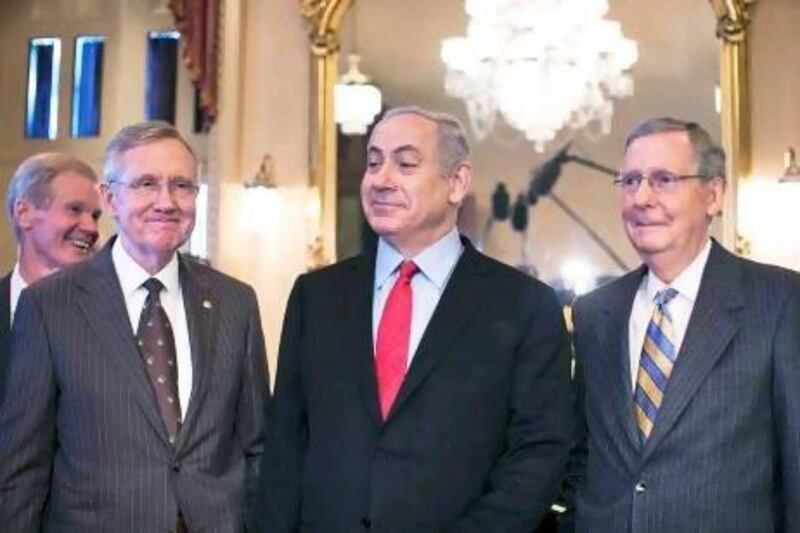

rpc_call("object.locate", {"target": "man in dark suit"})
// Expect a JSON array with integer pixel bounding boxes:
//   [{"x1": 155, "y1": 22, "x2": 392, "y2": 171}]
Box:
[
  {"x1": 0, "y1": 122, "x2": 270, "y2": 532},
  {"x1": 259, "y1": 106, "x2": 571, "y2": 532},
  {"x1": 1, "y1": 152, "x2": 101, "y2": 365},
  {"x1": 568, "y1": 118, "x2": 800, "y2": 532}
]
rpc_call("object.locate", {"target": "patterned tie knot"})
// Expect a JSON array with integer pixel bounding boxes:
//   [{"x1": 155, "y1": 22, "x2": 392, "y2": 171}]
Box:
[
  {"x1": 142, "y1": 278, "x2": 165, "y2": 296},
  {"x1": 654, "y1": 288, "x2": 678, "y2": 309},
  {"x1": 397, "y1": 261, "x2": 419, "y2": 284}
]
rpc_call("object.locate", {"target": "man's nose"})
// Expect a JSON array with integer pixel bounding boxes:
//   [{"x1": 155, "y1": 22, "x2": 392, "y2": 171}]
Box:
[
  {"x1": 369, "y1": 166, "x2": 395, "y2": 189},
  {"x1": 79, "y1": 212, "x2": 100, "y2": 235},
  {"x1": 632, "y1": 177, "x2": 656, "y2": 206},
  {"x1": 153, "y1": 182, "x2": 179, "y2": 208}
]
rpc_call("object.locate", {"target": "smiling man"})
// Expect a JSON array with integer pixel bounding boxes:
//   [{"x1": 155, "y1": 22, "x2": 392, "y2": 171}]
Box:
[
  {"x1": 260, "y1": 106, "x2": 571, "y2": 532},
  {"x1": 1, "y1": 152, "x2": 100, "y2": 363},
  {"x1": 567, "y1": 118, "x2": 800, "y2": 532},
  {"x1": 0, "y1": 122, "x2": 270, "y2": 532}
]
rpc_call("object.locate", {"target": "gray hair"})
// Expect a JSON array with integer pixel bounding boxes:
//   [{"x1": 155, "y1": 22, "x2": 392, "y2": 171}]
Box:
[
  {"x1": 6, "y1": 152, "x2": 98, "y2": 239},
  {"x1": 624, "y1": 117, "x2": 726, "y2": 180},
  {"x1": 376, "y1": 105, "x2": 470, "y2": 175},
  {"x1": 104, "y1": 121, "x2": 196, "y2": 183}
]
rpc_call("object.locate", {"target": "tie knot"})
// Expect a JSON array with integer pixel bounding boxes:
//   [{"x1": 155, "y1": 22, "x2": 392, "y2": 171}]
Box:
[
  {"x1": 654, "y1": 288, "x2": 678, "y2": 308},
  {"x1": 142, "y1": 278, "x2": 165, "y2": 296},
  {"x1": 398, "y1": 261, "x2": 418, "y2": 283}
]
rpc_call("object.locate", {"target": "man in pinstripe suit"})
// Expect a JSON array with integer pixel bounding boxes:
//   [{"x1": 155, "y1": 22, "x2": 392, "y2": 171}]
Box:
[
  {"x1": 566, "y1": 118, "x2": 800, "y2": 532},
  {"x1": 0, "y1": 122, "x2": 270, "y2": 532},
  {"x1": 1, "y1": 153, "x2": 101, "y2": 365}
]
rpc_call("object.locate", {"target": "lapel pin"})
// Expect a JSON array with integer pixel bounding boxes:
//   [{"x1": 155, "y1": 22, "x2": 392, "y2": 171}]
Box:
[{"x1": 203, "y1": 300, "x2": 213, "y2": 309}]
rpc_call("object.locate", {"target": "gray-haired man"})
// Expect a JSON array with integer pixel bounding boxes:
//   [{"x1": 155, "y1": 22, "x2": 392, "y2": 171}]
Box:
[
  {"x1": 568, "y1": 117, "x2": 800, "y2": 532},
  {"x1": 1, "y1": 152, "x2": 100, "y2": 358},
  {"x1": 0, "y1": 122, "x2": 270, "y2": 532}
]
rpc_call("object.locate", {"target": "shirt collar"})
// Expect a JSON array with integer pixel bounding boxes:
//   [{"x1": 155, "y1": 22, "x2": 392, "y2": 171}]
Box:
[
  {"x1": 11, "y1": 262, "x2": 27, "y2": 292},
  {"x1": 645, "y1": 239, "x2": 712, "y2": 304},
  {"x1": 9, "y1": 262, "x2": 27, "y2": 325},
  {"x1": 374, "y1": 227, "x2": 463, "y2": 291},
  {"x1": 112, "y1": 238, "x2": 181, "y2": 298}
]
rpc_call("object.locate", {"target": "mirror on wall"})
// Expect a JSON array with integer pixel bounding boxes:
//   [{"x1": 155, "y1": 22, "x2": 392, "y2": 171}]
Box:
[{"x1": 331, "y1": 0, "x2": 723, "y2": 295}]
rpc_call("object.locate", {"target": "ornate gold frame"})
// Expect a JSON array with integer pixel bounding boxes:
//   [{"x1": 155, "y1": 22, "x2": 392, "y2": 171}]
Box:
[
  {"x1": 300, "y1": 0, "x2": 755, "y2": 259},
  {"x1": 710, "y1": 0, "x2": 755, "y2": 251},
  {"x1": 299, "y1": 0, "x2": 353, "y2": 262}
]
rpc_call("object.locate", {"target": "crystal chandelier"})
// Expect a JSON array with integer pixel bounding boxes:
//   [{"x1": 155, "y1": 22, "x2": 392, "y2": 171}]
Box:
[
  {"x1": 441, "y1": 0, "x2": 638, "y2": 151},
  {"x1": 334, "y1": 54, "x2": 382, "y2": 135}
]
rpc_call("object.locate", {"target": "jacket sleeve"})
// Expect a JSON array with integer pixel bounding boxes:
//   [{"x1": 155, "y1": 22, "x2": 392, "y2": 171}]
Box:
[
  {"x1": 557, "y1": 299, "x2": 587, "y2": 533},
  {"x1": 0, "y1": 289, "x2": 57, "y2": 530},
  {"x1": 237, "y1": 286, "x2": 271, "y2": 531},
  {"x1": 773, "y1": 276, "x2": 800, "y2": 530},
  {"x1": 256, "y1": 276, "x2": 307, "y2": 532},
  {"x1": 446, "y1": 285, "x2": 573, "y2": 533}
]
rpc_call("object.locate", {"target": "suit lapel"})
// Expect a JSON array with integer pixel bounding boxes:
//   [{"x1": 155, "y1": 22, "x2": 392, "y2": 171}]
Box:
[
  {"x1": 596, "y1": 267, "x2": 646, "y2": 452},
  {"x1": 643, "y1": 243, "x2": 744, "y2": 457},
  {"x1": 345, "y1": 252, "x2": 383, "y2": 426},
  {"x1": 75, "y1": 241, "x2": 167, "y2": 439},
  {"x1": 387, "y1": 244, "x2": 489, "y2": 421},
  {"x1": 175, "y1": 257, "x2": 218, "y2": 444}
]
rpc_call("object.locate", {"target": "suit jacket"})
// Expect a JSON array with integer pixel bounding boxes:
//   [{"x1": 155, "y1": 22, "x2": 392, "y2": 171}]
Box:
[
  {"x1": 0, "y1": 239, "x2": 270, "y2": 532},
  {"x1": 0, "y1": 272, "x2": 9, "y2": 378},
  {"x1": 259, "y1": 239, "x2": 572, "y2": 532},
  {"x1": 568, "y1": 241, "x2": 800, "y2": 532}
]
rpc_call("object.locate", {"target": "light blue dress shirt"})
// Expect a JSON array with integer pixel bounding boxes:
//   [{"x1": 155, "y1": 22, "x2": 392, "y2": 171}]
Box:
[{"x1": 372, "y1": 227, "x2": 463, "y2": 366}]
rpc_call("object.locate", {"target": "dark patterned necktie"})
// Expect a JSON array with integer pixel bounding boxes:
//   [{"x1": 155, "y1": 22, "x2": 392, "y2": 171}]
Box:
[{"x1": 137, "y1": 278, "x2": 182, "y2": 444}]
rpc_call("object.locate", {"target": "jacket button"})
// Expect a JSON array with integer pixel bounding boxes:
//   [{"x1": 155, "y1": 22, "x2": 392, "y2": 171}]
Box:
[
  {"x1": 360, "y1": 516, "x2": 371, "y2": 529},
  {"x1": 634, "y1": 481, "x2": 647, "y2": 493},
  {"x1": 172, "y1": 462, "x2": 181, "y2": 473}
]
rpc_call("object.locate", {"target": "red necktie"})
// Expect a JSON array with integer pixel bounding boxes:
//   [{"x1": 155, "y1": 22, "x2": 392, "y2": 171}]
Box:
[{"x1": 375, "y1": 261, "x2": 418, "y2": 420}]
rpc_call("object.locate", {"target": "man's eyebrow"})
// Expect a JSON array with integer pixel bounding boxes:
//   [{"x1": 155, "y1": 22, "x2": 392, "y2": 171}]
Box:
[{"x1": 393, "y1": 145, "x2": 422, "y2": 157}]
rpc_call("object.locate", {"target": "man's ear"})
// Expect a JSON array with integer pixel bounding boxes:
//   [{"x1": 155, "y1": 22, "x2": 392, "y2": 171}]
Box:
[
  {"x1": 448, "y1": 162, "x2": 472, "y2": 206},
  {"x1": 99, "y1": 182, "x2": 118, "y2": 218},
  {"x1": 705, "y1": 176, "x2": 726, "y2": 218},
  {"x1": 13, "y1": 198, "x2": 36, "y2": 231}
]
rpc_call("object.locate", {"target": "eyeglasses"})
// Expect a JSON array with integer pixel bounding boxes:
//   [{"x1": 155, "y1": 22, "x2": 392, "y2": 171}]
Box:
[
  {"x1": 109, "y1": 177, "x2": 199, "y2": 200},
  {"x1": 614, "y1": 168, "x2": 707, "y2": 194}
]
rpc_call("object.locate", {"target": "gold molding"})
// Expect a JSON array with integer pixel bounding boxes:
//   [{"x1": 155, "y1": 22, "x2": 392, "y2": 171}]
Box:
[
  {"x1": 299, "y1": 0, "x2": 353, "y2": 265},
  {"x1": 710, "y1": 0, "x2": 755, "y2": 251}
]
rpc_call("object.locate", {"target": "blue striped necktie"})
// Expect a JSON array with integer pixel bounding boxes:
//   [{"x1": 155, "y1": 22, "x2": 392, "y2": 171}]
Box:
[{"x1": 634, "y1": 288, "x2": 679, "y2": 441}]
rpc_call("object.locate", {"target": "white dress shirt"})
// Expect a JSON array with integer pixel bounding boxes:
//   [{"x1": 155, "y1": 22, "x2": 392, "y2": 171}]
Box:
[
  {"x1": 628, "y1": 240, "x2": 712, "y2": 390},
  {"x1": 9, "y1": 263, "x2": 27, "y2": 326},
  {"x1": 112, "y1": 240, "x2": 193, "y2": 412},
  {"x1": 373, "y1": 227, "x2": 463, "y2": 366}
]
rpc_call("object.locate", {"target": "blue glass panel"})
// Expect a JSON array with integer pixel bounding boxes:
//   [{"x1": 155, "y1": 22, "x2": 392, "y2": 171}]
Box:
[
  {"x1": 26, "y1": 38, "x2": 61, "y2": 139},
  {"x1": 145, "y1": 30, "x2": 180, "y2": 124},
  {"x1": 71, "y1": 36, "x2": 105, "y2": 138}
]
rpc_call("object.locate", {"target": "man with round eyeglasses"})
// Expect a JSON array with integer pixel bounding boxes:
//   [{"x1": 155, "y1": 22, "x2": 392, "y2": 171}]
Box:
[
  {"x1": 565, "y1": 117, "x2": 800, "y2": 532},
  {"x1": 0, "y1": 121, "x2": 270, "y2": 532}
]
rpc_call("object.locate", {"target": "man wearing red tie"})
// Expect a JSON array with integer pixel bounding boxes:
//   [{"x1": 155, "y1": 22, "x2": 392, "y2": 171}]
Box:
[{"x1": 259, "y1": 106, "x2": 571, "y2": 532}]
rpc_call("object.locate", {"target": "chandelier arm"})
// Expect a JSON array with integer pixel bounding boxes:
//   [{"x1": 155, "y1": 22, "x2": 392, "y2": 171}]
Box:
[
  {"x1": 547, "y1": 192, "x2": 630, "y2": 271},
  {"x1": 565, "y1": 154, "x2": 617, "y2": 177}
]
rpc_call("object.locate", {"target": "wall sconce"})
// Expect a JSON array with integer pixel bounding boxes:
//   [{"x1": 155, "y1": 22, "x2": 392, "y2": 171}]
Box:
[
  {"x1": 780, "y1": 147, "x2": 800, "y2": 183},
  {"x1": 246, "y1": 154, "x2": 277, "y2": 189}
]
